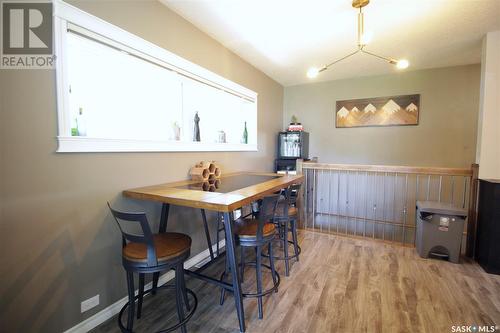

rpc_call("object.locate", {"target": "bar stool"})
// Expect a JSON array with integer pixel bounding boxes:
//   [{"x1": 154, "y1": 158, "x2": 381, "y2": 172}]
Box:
[
  {"x1": 219, "y1": 194, "x2": 281, "y2": 319},
  {"x1": 108, "y1": 204, "x2": 197, "y2": 333},
  {"x1": 214, "y1": 207, "x2": 254, "y2": 257},
  {"x1": 272, "y1": 184, "x2": 302, "y2": 276}
]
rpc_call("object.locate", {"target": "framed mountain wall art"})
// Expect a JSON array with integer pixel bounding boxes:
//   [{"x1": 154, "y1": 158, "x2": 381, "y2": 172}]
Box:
[{"x1": 335, "y1": 94, "x2": 420, "y2": 128}]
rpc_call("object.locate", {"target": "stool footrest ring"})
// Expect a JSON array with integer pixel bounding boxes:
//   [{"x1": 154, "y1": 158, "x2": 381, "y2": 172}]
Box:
[
  {"x1": 219, "y1": 262, "x2": 280, "y2": 298},
  {"x1": 118, "y1": 284, "x2": 197, "y2": 333}
]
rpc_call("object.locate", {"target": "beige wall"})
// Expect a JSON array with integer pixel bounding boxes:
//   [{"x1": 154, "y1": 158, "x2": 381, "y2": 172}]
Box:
[
  {"x1": 284, "y1": 65, "x2": 480, "y2": 168},
  {"x1": 476, "y1": 31, "x2": 500, "y2": 180},
  {"x1": 0, "y1": 1, "x2": 283, "y2": 332}
]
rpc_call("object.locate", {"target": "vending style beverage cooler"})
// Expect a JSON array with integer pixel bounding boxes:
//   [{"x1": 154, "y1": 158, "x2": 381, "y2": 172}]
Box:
[
  {"x1": 275, "y1": 131, "x2": 309, "y2": 174},
  {"x1": 278, "y1": 131, "x2": 309, "y2": 159}
]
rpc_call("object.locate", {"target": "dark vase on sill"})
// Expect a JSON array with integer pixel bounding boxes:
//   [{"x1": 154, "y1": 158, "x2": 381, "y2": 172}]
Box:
[{"x1": 193, "y1": 112, "x2": 200, "y2": 142}]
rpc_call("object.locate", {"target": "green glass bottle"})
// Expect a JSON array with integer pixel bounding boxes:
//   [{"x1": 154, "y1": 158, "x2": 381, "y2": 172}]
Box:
[
  {"x1": 71, "y1": 111, "x2": 78, "y2": 136},
  {"x1": 243, "y1": 121, "x2": 248, "y2": 144}
]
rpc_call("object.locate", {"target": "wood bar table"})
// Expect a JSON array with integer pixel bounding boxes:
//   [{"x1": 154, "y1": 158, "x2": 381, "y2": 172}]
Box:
[{"x1": 123, "y1": 172, "x2": 303, "y2": 332}]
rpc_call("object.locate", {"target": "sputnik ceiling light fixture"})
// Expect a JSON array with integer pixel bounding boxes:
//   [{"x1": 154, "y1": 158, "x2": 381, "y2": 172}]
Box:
[{"x1": 307, "y1": 0, "x2": 409, "y2": 78}]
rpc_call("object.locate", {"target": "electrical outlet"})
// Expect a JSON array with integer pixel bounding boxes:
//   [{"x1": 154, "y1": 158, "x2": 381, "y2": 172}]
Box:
[{"x1": 81, "y1": 295, "x2": 99, "y2": 313}]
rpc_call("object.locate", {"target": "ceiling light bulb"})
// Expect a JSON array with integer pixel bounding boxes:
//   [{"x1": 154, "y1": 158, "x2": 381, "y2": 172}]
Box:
[
  {"x1": 396, "y1": 59, "x2": 409, "y2": 69},
  {"x1": 307, "y1": 67, "x2": 320, "y2": 78}
]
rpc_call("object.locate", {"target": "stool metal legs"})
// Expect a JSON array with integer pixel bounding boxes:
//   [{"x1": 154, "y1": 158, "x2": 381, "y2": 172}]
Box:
[
  {"x1": 255, "y1": 246, "x2": 263, "y2": 319},
  {"x1": 137, "y1": 273, "x2": 145, "y2": 319},
  {"x1": 291, "y1": 219, "x2": 299, "y2": 262},
  {"x1": 126, "y1": 272, "x2": 135, "y2": 331},
  {"x1": 122, "y1": 268, "x2": 195, "y2": 333},
  {"x1": 175, "y1": 263, "x2": 187, "y2": 333},
  {"x1": 268, "y1": 243, "x2": 278, "y2": 291},
  {"x1": 283, "y1": 221, "x2": 290, "y2": 276},
  {"x1": 179, "y1": 266, "x2": 191, "y2": 311},
  {"x1": 269, "y1": 217, "x2": 301, "y2": 277},
  {"x1": 240, "y1": 247, "x2": 245, "y2": 282},
  {"x1": 220, "y1": 242, "x2": 280, "y2": 320}
]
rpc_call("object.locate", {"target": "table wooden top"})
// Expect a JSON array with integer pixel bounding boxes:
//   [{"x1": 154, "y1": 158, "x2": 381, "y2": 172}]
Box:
[{"x1": 123, "y1": 172, "x2": 304, "y2": 212}]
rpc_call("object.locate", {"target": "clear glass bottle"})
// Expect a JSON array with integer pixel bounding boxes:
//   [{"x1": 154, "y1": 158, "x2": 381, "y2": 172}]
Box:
[{"x1": 76, "y1": 107, "x2": 87, "y2": 136}]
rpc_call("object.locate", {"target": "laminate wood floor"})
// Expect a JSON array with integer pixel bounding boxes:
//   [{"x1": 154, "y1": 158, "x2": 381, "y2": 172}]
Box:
[{"x1": 92, "y1": 230, "x2": 500, "y2": 333}]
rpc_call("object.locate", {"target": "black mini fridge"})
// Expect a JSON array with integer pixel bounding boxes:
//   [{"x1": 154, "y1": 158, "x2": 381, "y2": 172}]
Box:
[
  {"x1": 275, "y1": 131, "x2": 309, "y2": 174},
  {"x1": 277, "y1": 131, "x2": 309, "y2": 160}
]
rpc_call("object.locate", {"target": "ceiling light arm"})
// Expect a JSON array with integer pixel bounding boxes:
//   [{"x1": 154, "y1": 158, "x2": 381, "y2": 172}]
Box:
[
  {"x1": 306, "y1": 0, "x2": 409, "y2": 78},
  {"x1": 325, "y1": 0, "x2": 365, "y2": 70},
  {"x1": 320, "y1": 49, "x2": 360, "y2": 73},
  {"x1": 357, "y1": 7, "x2": 365, "y2": 47},
  {"x1": 360, "y1": 49, "x2": 397, "y2": 64}
]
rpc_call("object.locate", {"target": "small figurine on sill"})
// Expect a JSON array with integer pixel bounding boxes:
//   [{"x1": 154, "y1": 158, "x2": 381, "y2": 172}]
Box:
[{"x1": 172, "y1": 121, "x2": 181, "y2": 141}]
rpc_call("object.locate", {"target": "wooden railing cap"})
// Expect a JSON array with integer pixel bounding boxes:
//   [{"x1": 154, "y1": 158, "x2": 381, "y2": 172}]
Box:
[{"x1": 301, "y1": 162, "x2": 473, "y2": 176}]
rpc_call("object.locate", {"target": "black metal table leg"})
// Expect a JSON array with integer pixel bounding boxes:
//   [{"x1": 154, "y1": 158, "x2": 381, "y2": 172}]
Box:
[
  {"x1": 159, "y1": 203, "x2": 170, "y2": 233},
  {"x1": 153, "y1": 203, "x2": 170, "y2": 294},
  {"x1": 201, "y1": 209, "x2": 215, "y2": 260},
  {"x1": 222, "y1": 211, "x2": 246, "y2": 332}
]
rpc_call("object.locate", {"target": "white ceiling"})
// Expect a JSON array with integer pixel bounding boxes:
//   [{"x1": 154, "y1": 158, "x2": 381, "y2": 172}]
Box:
[{"x1": 161, "y1": 0, "x2": 500, "y2": 86}]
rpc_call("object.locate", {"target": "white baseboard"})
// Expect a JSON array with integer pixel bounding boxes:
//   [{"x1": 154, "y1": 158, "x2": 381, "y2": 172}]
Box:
[{"x1": 64, "y1": 240, "x2": 225, "y2": 333}]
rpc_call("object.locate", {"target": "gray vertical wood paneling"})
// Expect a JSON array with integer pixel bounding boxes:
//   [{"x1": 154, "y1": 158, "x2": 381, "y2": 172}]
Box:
[{"x1": 305, "y1": 167, "x2": 471, "y2": 246}]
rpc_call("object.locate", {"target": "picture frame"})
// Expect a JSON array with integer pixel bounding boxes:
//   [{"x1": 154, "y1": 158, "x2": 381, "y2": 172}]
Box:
[{"x1": 335, "y1": 94, "x2": 420, "y2": 128}]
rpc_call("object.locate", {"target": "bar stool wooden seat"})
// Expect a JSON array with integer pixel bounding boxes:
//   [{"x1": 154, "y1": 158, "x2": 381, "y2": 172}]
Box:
[
  {"x1": 108, "y1": 204, "x2": 197, "y2": 333},
  {"x1": 122, "y1": 233, "x2": 191, "y2": 263},
  {"x1": 271, "y1": 184, "x2": 302, "y2": 276},
  {"x1": 235, "y1": 219, "x2": 276, "y2": 239},
  {"x1": 219, "y1": 194, "x2": 281, "y2": 319}
]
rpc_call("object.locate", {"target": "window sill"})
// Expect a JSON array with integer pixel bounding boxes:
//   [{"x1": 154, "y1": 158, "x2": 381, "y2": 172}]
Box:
[{"x1": 56, "y1": 136, "x2": 258, "y2": 153}]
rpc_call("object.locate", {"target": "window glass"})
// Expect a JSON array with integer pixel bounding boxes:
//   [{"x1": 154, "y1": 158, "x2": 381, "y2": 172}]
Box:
[{"x1": 66, "y1": 32, "x2": 182, "y2": 140}]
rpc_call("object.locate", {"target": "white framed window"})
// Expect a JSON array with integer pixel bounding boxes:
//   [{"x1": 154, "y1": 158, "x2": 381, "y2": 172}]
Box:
[{"x1": 53, "y1": 0, "x2": 258, "y2": 152}]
